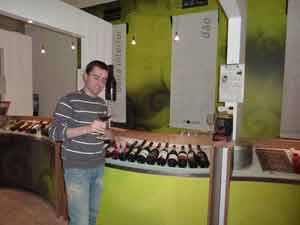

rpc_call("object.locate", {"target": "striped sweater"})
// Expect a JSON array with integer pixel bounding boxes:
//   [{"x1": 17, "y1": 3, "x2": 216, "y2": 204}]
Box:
[{"x1": 49, "y1": 89, "x2": 108, "y2": 168}]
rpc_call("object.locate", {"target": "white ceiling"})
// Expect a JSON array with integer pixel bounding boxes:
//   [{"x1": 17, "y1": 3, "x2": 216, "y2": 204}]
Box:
[{"x1": 62, "y1": 0, "x2": 117, "y2": 8}]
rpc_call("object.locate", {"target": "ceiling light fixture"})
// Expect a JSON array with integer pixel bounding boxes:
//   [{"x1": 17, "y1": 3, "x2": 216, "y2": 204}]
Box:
[
  {"x1": 131, "y1": 35, "x2": 136, "y2": 45},
  {"x1": 71, "y1": 42, "x2": 76, "y2": 50},
  {"x1": 174, "y1": 31, "x2": 180, "y2": 41},
  {"x1": 41, "y1": 45, "x2": 46, "y2": 54}
]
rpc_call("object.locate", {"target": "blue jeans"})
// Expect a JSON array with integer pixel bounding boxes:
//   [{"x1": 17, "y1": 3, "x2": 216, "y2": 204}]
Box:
[{"x1": 64, "y1": 166, "x2": 104, "y2": 225}]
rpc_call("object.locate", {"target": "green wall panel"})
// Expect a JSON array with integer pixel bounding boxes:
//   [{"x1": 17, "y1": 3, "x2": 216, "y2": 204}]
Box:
[
  {"x1": 228, "y1": 181, "x2": 300, "y2": 225},
  {"x1": 85, "y1": 0, "x2": 227, "y2": 133},
  {"x1": 85, "y1": 0, "x2": 287, "y2": 138},
  {"x1": 98, "y1": 168, "x2": 209, "y2": 225},
  {"x1": 240, "y1": 0, "x2": 287, "y2": 138}
]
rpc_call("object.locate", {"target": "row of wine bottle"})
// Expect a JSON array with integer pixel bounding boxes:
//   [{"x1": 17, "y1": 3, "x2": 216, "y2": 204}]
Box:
[
  {"x1": 105, "y1": 140, "x2": 210, "y2": 168},
  {"x1": 3, "y1": 119, "x2": 51, "y2": 136}
]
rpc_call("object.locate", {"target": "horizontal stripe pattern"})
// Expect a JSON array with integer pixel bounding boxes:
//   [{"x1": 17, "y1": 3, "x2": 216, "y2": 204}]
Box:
[
  {"x1": 63, "y1": 146, "x2": 103, "y2": 155},
  {"x1": 60, "y1": 102, "x2": 72, "y2": 109},
  {"x1": 74, "y1": 109, "x2": 106, "y2": 114},
  {"x1": 55, "y1": 112, "x2": 92, "y2": 124},
  {"x1": 50, "y1": 89, "x2": 108, "y2": 168},
  {"x1": 70, "y1": 99, "x2": 106, "y2": 106},
  {"x1": 72, "y1": 139, "x2": 103, "y2": 145}
]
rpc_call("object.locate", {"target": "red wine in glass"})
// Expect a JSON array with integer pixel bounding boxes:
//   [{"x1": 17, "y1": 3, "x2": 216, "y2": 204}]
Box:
[{"x1": 98, "y1": 114, "x2": 111, "y2": 122}]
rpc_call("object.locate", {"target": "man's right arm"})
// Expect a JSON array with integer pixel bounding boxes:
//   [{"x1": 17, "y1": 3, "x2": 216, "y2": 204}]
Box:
[
  {"x1": 49, "y1": 96, "x2": 74, "y2": 142},
  {"x1": 49, "y1": 96, "x2": 106, "y2": 142}
]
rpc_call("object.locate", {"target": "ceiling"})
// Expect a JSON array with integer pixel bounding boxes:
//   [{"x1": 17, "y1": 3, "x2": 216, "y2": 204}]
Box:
[{"x1": 62, "y1": 0, "x2": 117, "y2": 8}]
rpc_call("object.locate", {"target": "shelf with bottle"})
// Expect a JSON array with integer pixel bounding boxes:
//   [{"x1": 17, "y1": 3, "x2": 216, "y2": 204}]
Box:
[
  {"x1": 104, "y1": 137, "x2": 212, "y2": 176},
  {"x1": 231, "y1": 140, "x2": 300, "y2": 183},
  {"x1": 0, "y1": 116, "x2": 52, "y2": 138}
]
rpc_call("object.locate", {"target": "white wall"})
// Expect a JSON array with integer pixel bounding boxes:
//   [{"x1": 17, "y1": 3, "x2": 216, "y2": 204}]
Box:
[
  {"x1": 0, "y1": 29, "x2": 33, "y2": 115},
  {"x1": 62, "y1": 0, "x2": 117, "y2": 9},
  {"x1": 0, "y1": 0, "x2": 112, "y2": 90},
  {"x1": 218, "y1": 0, "x2": 247, "y2": 140},
  {"x1": 25, "y1": 25, "x2": 77, "y2": 116}
]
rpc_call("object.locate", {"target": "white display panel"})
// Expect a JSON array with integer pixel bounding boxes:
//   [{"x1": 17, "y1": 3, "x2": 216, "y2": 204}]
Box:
[
  {"x1": 280, "y1": 0, "x2": 300, "y2": 138},
  {"x1": 111, "y1": 24, "x2": 127, "y2": 123},
  {"x1": 170, "y1": 10, "x2": 218, "y2": 130},
  {"x1": 219, "y1": 64, "x2": 245, "y2": 103}
]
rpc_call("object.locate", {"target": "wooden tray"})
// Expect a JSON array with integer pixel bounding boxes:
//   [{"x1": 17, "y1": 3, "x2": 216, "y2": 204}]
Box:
[{"x1": 256, "y1": 148, "x2": 293, "y2": 173}]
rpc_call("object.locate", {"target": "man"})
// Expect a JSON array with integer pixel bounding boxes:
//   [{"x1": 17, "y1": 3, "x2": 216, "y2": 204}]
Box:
[{"x1": 49, "y1": 60, "x2": 118, "y2": 225}]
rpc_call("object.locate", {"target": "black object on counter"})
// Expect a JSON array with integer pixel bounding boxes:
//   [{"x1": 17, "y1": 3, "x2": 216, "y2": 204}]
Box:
[
  {"x1": 105, "y1": 65, "x2": 117, "y2": 101},
  {"x1": 127, "y1": 140, "x2": 147, "y2": 162},
  {"x1": 178, "y1": 145, "x2": 188, "y2": 168},
  {"x1": 157, "y1": 143, "x2": 169, "y2": 166},
  {"x1": 146, "y1": 143, "x2": 161, "y2": 165},
  {"x1": 119, "y1": 141, "x2": 138, "y2": 161},
  {"x1": 187, "y1": 144, "x2": 198, "y2": 168},
  {"x1": 136, "y1": 142, "x2": 154, "y2": 164},
  {"x1": 167, "y1": 145, "x2": 178, "y2": 167},
  {"x1": 195, "y1": 145, "x2": 210, "y2": 168}
]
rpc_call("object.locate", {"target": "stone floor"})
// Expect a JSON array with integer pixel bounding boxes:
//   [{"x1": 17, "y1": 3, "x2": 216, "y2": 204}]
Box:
[{"x1": 0, "y1": 188, "x2": 68, "y2": 225}]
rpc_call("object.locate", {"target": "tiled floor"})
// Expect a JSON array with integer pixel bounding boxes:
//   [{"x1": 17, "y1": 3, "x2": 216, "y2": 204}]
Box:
[{"x1": 0, "y1": 188, "x2": 68, "y2": 225}]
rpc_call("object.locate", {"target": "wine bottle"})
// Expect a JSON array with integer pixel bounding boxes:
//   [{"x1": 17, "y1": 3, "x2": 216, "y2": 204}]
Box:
[
  {"x1": 29, "y1": 121, "x2": 44, "y2": 134},
  {"x1": 178, "y1": 145, "x2": 188, "y2": 168},
  {"x1": 127, "y1": 140, "x2": 147, "y2": 162},
  {"x1": 25, "y1": 122, "x2": 36, "y2": 133},
  {"x1": 10, "y1": 120, "x2": 25, "y2": 131},
  {"x1": 18, "y1": 121, "x2": 32, "y2": 132},
  {"x1": 187, "y1": 144, "x2": 198, "y2": 168},
  {"x1": 105, "y1": 65, "x2": 117, "y2": 101},
  {"x1": 146, "y1": 142, "x2": 162, "y2": 165},
  {"x1": 111, "y1": 143, "x2": 123, "y2": 160},
  {"x1": 137, "y1": 142, "x2": 154, "y2": 164},
  {"x1": 157, "y1": 142, "x2": 169, "y2": 166},
  {"x1": 4, "y1": 120, "x2": 16, "y2": 130},
  {"x1": 5, "y1": 120, "x2": 17, "y2": 131},
  {"x1": 119, "y1": 140, "x2": 138, "y2": 161},
  {"x1": 195, "y1": 145, "x2": 210, "y2": 168},
  {"x1": 41, "y1": 121, "x2": 51, "y2": 136},
  {"x1": 167, "y1": 145, "x2": 178, "y2": 167},
  {"x1": 105, "y1": 141, "x2": 115, "y2": 158}
]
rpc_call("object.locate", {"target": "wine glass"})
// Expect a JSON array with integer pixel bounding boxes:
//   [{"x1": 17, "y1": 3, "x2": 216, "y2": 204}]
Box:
[
  {"x1": 106, "y1": 102, "x2": 112, "y2": 128},
  {"x1": 95, "y1": 103, "x2": 112, "y2": 139},
  {"x1": 206, "y1": 113, "x2": 216, "y2": 138}
]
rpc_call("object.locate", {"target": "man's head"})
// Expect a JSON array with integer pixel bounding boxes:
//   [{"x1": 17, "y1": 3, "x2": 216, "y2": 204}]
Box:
[{"x1": 83, "y1": 60, "x2": 109, "y2": 97}]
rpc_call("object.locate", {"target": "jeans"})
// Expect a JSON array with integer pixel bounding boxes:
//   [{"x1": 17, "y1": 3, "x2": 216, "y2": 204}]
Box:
[{"x1": 64, "y1": 166, "x2": 104, "y2": 225}]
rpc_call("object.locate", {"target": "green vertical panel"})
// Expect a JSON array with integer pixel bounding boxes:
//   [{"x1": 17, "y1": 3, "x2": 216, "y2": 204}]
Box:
[
  {"x1": 84, "y1": 0, "x2": 288, "y2": 137},
  {"x1": 228, "y1": 181, "x2": 300, "y2": 225},
  {"x1": 98, "y1": 168, "x2": 209, "y2": 225},
  {"x1": 240, "y1": 0, "x2": 287, "y2": 138},
  {"x1": 85, "y1": 0, "x2": 227, "y2": 133}
]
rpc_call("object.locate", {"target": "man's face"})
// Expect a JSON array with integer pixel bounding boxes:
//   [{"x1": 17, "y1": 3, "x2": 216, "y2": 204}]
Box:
[{"x1": 84, "y1": 67, "x2": 108, "y2": 97}]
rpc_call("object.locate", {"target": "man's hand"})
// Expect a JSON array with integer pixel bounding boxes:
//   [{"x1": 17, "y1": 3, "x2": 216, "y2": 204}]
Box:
[
  {"x1": 66, "y1": 120, "x2": 107, "y2": 139},
  {"x1": 89, "y1": 120, "x2": 107, "y2": 134}
]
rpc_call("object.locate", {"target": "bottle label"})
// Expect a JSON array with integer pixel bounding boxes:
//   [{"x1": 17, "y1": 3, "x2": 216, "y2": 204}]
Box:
[
  {"x1": 158, "y1": 151, "x2": 168, "y2": 158},
  {"x1": 178, "y1": 152, "x2": 187, "y2": 158},
  {"x1": 169, "y1": 154, "x2": 178, "y2": 160},
  {"x1": 188, "y1": 152, "x2": 194, "y2": 159},
  {"x1": 107, "y1": 146, "x2": 115, "y2": 153},
  {"x1": 130, "y1": 148, "x2": 138, "y2": 154},
  {"x1": 139, "y1": 150, "x2": 149, "y2": 157}
]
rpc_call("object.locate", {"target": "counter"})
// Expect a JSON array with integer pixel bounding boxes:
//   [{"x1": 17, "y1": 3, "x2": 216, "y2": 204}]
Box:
[
  {"x1": 228, "y1": 138, "x2": 300, "y2": 225},
  {"x1": 2, "y1": 116, "x2": 300, "y2": 225}
]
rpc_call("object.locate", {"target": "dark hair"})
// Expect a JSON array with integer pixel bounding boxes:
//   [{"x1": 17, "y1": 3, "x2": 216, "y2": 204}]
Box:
[{"x1": 85, "y1": 60, "x2": 108, "y2": 74}]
